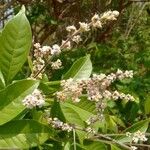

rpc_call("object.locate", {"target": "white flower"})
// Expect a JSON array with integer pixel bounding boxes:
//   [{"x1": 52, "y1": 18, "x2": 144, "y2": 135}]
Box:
[
  {"x1": 51, "y1": 59, "x2": 62, "y2": 70},
  {"x1": 100, "y1": 10, "x2": 119, "y2": 21},
  {"x1": 125, "y1": 94, "x2": 135, "y2": 101},
  {"x1": 66, "y1": 25, "x2": 77, "y2": 33},
  {"x1": 51, "y1": 44, "x2": 61, "y2": 55},
  {"x1": 116, "y1": 69, "x2": 123, "y2": 75},
  {"x1": 41, "y1": 46, "x2": 51, "y2": 55},
  {"x1": 91, "y1": 14, "x2": 102, "y2": 28},
  {"x1": 131, "y1": 146, "x2": 137, "y2": 150},
  {"x1": 132, "y1": 136, "x2": 139, "y2": 143},
  {"x1": 85, "y1": 127, "x2": 96, "y2": 134},
  {"x1": 73, "y1": 98, "x2": 81, "y2": 103},
  {"x1": 91, "y1": 14, "x2": 100, "y2": 22},
  {"x1": 112, "y1": 11, "x2": 119, "y2": 17},
  {"x1": 48, "y1": 118, "x2": 73, "y2": 132},
  {"x1": 132, "y1": 130, "x2": 147, "y2": 143},
  {"x1": 103, "y1": 90, "x2": 112, "y2": 99},
  {"x1": 72, "y1": 35, "x2": 82, "y2": 43},
  {"x1": 34, "y1": 43, "x2": 41, "y2": 49},
  {"x1": 79, "y1": 22, "x2": 90, "y2": 32},
  {"x1": 124, "y1": 70, "x2": 133, "y2": 78},
  {"x1": 112, "y1": 91, "x2": 120, "y2": 100},
  {"x1": 62, "y1": 123, "x2": 73, "y2": 132},
  {"x1": 126, "y1": 132, "x2": 131, "y2": 137},
  {"x1": 92, "y1": 21, "x2": 102, "y2": 28},
  {"x1": 22, "y1": 89, "x2": 45, "y2": 109}
]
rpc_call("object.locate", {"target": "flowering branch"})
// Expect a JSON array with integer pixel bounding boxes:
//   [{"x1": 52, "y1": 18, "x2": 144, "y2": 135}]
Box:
[{"x1": 31, "y1": 10, "x2": 120, "y2": 79}]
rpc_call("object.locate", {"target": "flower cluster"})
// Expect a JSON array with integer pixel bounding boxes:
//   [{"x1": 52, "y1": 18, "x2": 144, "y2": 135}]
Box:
[
  {"x1": 85, "y1": 127, "x2": 96, "y2": 134},
  {"x1": 48, "y1": 117, "x2": 73, "y2": 132},
  {"x1": 126, "y1": 130, "x2": 148, "y2": 143},
  {"x1": 31, "y1": 43, "x2": 62, "y2": 79},
  {"x1": 56, "y1": 78, "x2": 83, "y2": 102},
  {"x1": 22, "y1": 89, "x2": 45, "y2": 109},
  {"x1": 56, "y1": 69, "x2": 134, "y2": 103},
  {"x1": 31, "y1": 10, "x2": 119, "y2": 79},
  {"x1": 56, "y1": 70, "x2": 134, "y2": 121},
  {"x1": 100, "y1": 10, "x2": 120, "y2": 22},
  {"x1": 51, "y1": 59, "x2": 62, "y2": 70},
  {"x1": 65, "y1": 10, "x2": 119, "y2": 47}
]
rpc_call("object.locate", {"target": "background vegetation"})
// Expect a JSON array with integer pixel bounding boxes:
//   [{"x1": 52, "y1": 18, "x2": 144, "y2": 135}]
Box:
[{"x1": 0, "y1": 0, "x2": 150, "y2": 150}]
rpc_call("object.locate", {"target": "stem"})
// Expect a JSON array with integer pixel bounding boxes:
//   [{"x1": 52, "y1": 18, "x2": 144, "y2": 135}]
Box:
[
  {"x1": 125, "y1": 2, "x2": 148, "y2": 38},
  {"x1": 73, "y1": 129, "x2": 76, "y2": 150},
  {"x1": 129, "y1": 143, "x2": 150, "y2": 148},
  {"x1": 93, "y1": 134, "x2": 132, "y2": 150}
]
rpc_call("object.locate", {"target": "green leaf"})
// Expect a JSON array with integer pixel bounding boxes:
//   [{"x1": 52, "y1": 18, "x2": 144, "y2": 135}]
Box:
[
  {"x1": 39, "y1": 81, "x2": 60, "y2": 95},
  {"x1": 0, "y1": 119, "x2": 52, "y2": 149},
  {"x1": 64, "y1": 142, "x2": 71, "y2": 150},
  {"x1": 124, "y1": 119, "x2": 150, "y2": 133},
  {"x1": 144, "y1": 97, "x2": 150, "y2": 114},
  {"x1": 60, "y1": 102, "x2": 85, "y2": 127},
  {"x1": 63, "y1": 55, "x2": 92, "y2": 80},
  {"x1": 0, "y1": 79, "x2": 39, "y2": 125},
  {"x1": 111, "y1": 144, "x2": 122, "y2": 150},
  {"x1": 83, "y1": 141, "x2": 107, "y2": 150},
  {"x1": 60, "y1": 99, "x2": 96, "y2": 144},
  {"x1": 60, "y1": 98, "x2": 95, "y2": 124},
  {"x1": 0, "y1": 7, "x2": 32, "y2": 83},
  {"x1": 0, "y1": 70, "x2": 5, "y2": 90}
]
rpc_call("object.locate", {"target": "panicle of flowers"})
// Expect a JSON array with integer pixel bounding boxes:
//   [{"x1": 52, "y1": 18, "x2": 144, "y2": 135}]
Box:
[
  {"x1": 22, "y1": 89, "x2": 45, "y2": 109},
  {"x1": 51, "y1": 59, "x2": 62, "y2": 70},
  {"x1": 48, "y1": 117, "x2": 73, "y2": 132},
  {"x1": 85, "y1": 127, "x2": 96, "y2": 134},
  {"x1": 100, "y1": 10, "x2": 120, "y2": 23},
  {"x1": 56, "y1": 78, "x2": 83, "y2": 102},
  {"x1": 56, "y1": 70, "x2": 134, "y2": 103},
  {"x1": 56, "y1": 70, "x2": 134, "y2": 122},
  {"x1": 31, "y1": 10, "x2": 120, "y2": 79},
  {"x1": 126, "y1": 130, "x2": 148, "y2": 143},
  {"x1": 65, "y1": 10, "x2": 119, "y2": 47},
  {"x1": 31, "y1": 43, "x2": 62, "y2": 79}
]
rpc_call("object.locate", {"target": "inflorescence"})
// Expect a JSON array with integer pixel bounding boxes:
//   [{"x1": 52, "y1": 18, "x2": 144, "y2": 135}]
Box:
[
  {"x1": 48, "y1": 117, "x2": 73, "y2": 132},
  {"x1": 31, "y1": 10, "x2": 119, "y2": 79},
  {"x1": 56, "y1": 69, "x2": 134, "y2": 123},
  {"x1": 22, "y1": 89, "x2": 45, "y2": 109},
  {"x1": 126, "y1": 131, "x2": 148, "y2": 150}
]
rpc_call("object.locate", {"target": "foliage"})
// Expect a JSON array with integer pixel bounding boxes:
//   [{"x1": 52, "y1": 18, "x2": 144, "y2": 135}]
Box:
[{"x1": 0, "y1": 1, "x2": 150, "y2": 150}]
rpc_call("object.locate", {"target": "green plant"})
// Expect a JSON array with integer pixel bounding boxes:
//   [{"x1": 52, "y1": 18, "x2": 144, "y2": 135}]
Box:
[{"x1": 0, "y1": 6, "x2": 149, "y2": 150}]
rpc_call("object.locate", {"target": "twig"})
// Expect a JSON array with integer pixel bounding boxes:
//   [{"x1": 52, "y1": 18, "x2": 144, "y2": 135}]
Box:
[
  {"x1": 73, "y1": 129, "x2": 76, "y2": 150},
  {"x1": 93, "y1": 134, "x2": 131, "y2": 150},
  {"x1": 125, "y1": 2, "x2": 148, "y2": 38}
]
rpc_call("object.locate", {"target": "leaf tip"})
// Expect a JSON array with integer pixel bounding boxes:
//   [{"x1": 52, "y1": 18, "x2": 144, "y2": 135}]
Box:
[{"x1": 21, "y1": 5, "x2": 26, "y2": 13}]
